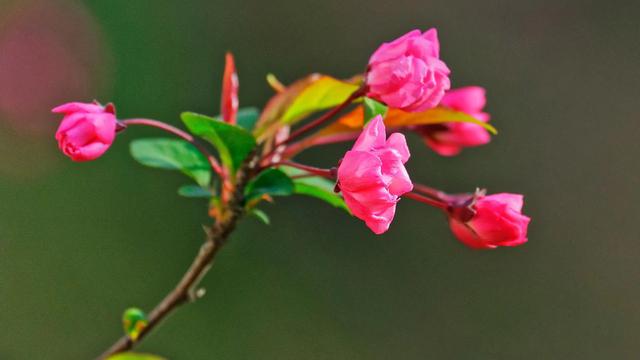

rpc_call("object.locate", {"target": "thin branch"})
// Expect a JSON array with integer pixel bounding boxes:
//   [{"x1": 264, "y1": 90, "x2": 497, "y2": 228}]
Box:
[
  {"x1": 412, "y1": 183, "x2": 452, "y2": 202},
  {"x1": 270, "y1": 161, "x2": 334, "y2": 179},
  {"x1": 96, "y1": 153, "x2": 257, "y2": 360},
  {"x1": 404, "y1": 191, "x2": 449, "y2": 210}
]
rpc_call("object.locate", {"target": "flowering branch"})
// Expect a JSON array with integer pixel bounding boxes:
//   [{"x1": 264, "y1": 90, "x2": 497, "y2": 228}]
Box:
[{"x1": 50, "y1": 26, "x2": 530, "y2": 359}]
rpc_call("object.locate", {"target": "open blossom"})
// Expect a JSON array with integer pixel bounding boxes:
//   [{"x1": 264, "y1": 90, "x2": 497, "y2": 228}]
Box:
[
  {"x1": 448, "y1": 193, "x2": 530, "y2": 249},
  {"x1": 337, "y1": 115, "x2": 413, "y2": 234},
  {"x1": 53, "y1": 102, "x2": 117, "y2": 161},
  {"x1": 366, "y1": 29, "x2": 451, "y2": 112},
  {"x1": 416, "y1": 86, "x2": 491, "y2": 156}
]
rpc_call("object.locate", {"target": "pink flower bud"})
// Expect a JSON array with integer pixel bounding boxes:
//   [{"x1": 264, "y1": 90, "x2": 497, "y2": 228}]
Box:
[
  {"x1": 448, "y1": 193, "x2": 530, "y2": 249},
  {"x1": 53, "y1": 102, "x2": 117, "y2": 161},
  {"x1": 366, "y1": 29, "x2": 451, "y2": 112},
  {"x1": 417, "y1": 86, "x2": 491, "y2": 156},
  {"x1": 337, "y1": 115, "x2": 413, "y2": 234}
]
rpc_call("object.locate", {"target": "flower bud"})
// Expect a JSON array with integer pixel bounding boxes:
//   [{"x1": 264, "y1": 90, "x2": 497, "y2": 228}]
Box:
[
  {"x1": 366, "y1": 29, "x2": 451, "y2": 112},
  {"x1": 52, "y1": 102, "x2": 117, "y2": 161},
  {"x1": 448, "y1": 193, "x2": 530, "y2": 249},
  {"x1": 337, "y1": 115, "x2": 413, "y2": 234}
]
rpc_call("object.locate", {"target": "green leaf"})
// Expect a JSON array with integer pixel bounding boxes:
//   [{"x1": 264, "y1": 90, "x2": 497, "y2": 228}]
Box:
[
  {"x1": 250, "y1": 208, "x2": 271, "y2": 225},
  {"x1": 281, "y1": 75, "x2": 360, "y2": 124},
  {"x1": 279, "y1": 166, "x2": 349, "y2": 212},
  {"x1": 363, "y1": 97, "x2": 387, "y2": 124},
  {"x1": 178, "y1": 185, "x2": 213, "y2": 198},
  {"x1": 107, "y1": 353, "x2": 165, "y2": 360},
  {"x1": 130, "y1": 138, "x2": 211, "y2": 187},
  {"x1": 384, "y1": 107, "x2": 498, "y2": 135},
  {"x1": 245, "y1": 168, "x2": 294, "y2": 201},
  {"x1": 181, "y1": 112, "x2": 257, "y2": 172},
  {"x1": 254, "y1": 74, "x2": 362, "y2": 141},
  {"x1": 122, "y1": 308, "x2": 148, "y2": 342},
  {"x1": 236, "y1": 107, "x2": 260, "y2": 131}
]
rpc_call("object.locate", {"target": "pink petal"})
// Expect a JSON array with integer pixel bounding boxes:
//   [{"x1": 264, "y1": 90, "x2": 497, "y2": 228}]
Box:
[
  {"x1": 352, "y1": 115, "x2": 387, "y2": 151},
  {"x1": 52, "y1": 102, "x2": 104, "y2": 114},
  {"x1": 483, "y1": 193, "x2": 524, "y2": 213},
  {"x1": 385, "y1": 132, "x2": 410, "y2": 163},
  {"x1": 368, "y1": 30, "x2": 421, "y2": 64},
  {"x1": 440, "y1": 86, "x2": 486, "y2": 113},
  {"x1": 90, "y1": 113, "x2": 117, "y2": 143},
  {"x1": 337, "y1": 150, "x2": 384, "y2": 192}
]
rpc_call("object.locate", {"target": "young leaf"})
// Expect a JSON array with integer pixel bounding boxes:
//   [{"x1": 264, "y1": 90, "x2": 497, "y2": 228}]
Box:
[
  {"x1": 250, "y1": 208, "x2": 271, "y2": 225},
  {"x1": 236, "y1": 107, "x2": 260, "y2": 131},
  {"x1": 107, "y1": 353, "x2": 165, "y2": 360},
  {"x1": 254, "y1": 74, "x2": 362, "y2": 141},
  {"x1": 122, "y1": 308, "x2": 148, "y2": 342},
  {"x1": 181, "y1": 112, "x2": 257, "y2": 172},
  {"x1": 281, "y1": 75, "x2": 360, "y2": 124},
  {"x1": 130, "y1": 138, "x2": 211, "y2": 187},
  {"x1": 178, "y1": 185, "x2": 213, "y2": 198},
  {"x1": 279, "y1": 166, "x2": 349, "y2": 212},
  {"x1": 245, "y1": 168, "x2": 294, "y2": 201},
  {"x1": 384, "y1": 107, "x2": 498, "y2": 134},
  {"x1": 220, "y1": 52, "x2": 239, "y2": 124},
  {"x1": 312, "y1": 106, "x2": 498, "y2": 141}
]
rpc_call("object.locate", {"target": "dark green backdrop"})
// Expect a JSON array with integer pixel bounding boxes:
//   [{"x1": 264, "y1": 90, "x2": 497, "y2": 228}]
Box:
[{"x1": 0, "y1": 0, "x2": 638, "y2": 358}]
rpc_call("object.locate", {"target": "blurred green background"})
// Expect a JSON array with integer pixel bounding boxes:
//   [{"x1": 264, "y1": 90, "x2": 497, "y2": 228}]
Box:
[{"x1": 1, "y1": 0, "x2": 638, "y2": 358}]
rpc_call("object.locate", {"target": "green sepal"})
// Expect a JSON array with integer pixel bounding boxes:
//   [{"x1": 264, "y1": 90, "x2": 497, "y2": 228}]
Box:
[{"x1": 363, "y1": 97, "x2": 388, "y2": 124}]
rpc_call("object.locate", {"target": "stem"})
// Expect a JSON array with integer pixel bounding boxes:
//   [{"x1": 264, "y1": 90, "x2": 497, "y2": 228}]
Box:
[
  {"x1": 262, "y1": 87, "x2": 366, "y2": 163},
  {"x1": 413, "y1": 183, "x2": 451, "y2": 202},
  {"x1": 404, "y1": 191, "x2": 448, "y2": 210},
  {"x1": 122, "y1": 119, "x2": 224, "y2": 179},
  {"x1": 282, "y1": 132, "x2": 359, "y2": 159},
  {"x1": 96, "y1": 152, "x2": 258, "y2": 359},
  {"x1": 271, "y1": 161, "x2": 334, "y2": 179}
]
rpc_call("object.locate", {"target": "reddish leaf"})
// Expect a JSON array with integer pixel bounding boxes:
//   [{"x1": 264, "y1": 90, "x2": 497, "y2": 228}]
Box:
[{"x1": 220, "y1": 52, "x2": 239, "y2": 124}]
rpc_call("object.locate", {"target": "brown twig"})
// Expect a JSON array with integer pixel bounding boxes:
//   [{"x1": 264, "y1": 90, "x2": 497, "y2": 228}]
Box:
[{"x1": 96, "y1": 153, "x2": 258, "y2": 360}]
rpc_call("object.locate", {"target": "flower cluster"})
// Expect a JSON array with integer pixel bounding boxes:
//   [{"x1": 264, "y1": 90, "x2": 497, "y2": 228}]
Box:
[{"x1": 54, "y1": 28, "x2": 529, "y2": 252}]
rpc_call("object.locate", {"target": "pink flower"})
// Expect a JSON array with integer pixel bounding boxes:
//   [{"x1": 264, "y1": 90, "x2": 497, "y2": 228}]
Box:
[
  {"x1": 417, "y1": 86, "x2": 491, "y2": 156},
  {"x1": 53, "y1": 102, "x2": 117, "y2": 161},
  {"x1": 366, "y1": 29, "x2": 451, "y2": 112},
  {"x1": 337, "y1": 115, "x2": 413, "y2": 234},
  {"x1": 448, "y1": 193, "x2": 530, "y2": 249}
]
